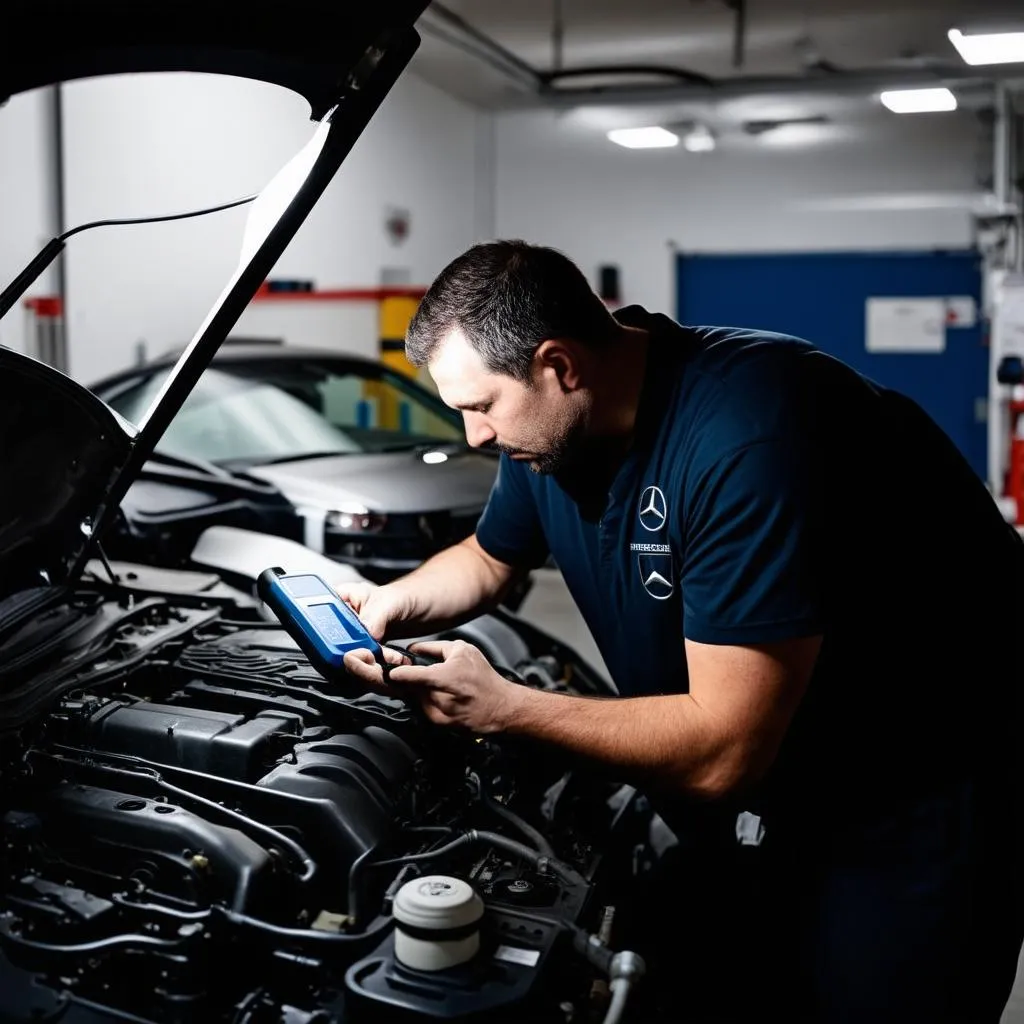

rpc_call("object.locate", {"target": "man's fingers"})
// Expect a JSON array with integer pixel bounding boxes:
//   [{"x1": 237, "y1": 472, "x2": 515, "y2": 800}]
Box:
[
  {"x1": 343, "y1": 649, "x2": 384, "y2": 683},
  {"x1": 406, "y1": 640, "x2": 456, "y2": 660},
  {"x1": 345, "y1": 649, "x2": 377, "y2": 667},
  {"x1": 387, "y1": 663, "x2": 442, "y2": 686},
  {"x1": 381, "y1": 646, "x2": 412, "y2": 667}
]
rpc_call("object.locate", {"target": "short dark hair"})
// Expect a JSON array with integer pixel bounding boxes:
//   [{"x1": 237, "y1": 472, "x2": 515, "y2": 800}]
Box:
[{"x1": 405, "y1": 240, "x2": 620, "y2": 382}]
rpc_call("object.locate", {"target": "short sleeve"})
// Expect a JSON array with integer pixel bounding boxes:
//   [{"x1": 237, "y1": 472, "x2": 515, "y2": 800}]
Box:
[
  {"x1": 681, "y1": 438, "x2": 826, "y2": 645},
  {"x1": 475, "y1": 454, "x2": 550, "y2": 569}
]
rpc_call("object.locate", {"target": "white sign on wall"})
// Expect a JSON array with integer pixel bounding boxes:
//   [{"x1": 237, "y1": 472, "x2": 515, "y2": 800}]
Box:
[{"x1": 865, "y1": 297, "x2": 946, "y2": 353}]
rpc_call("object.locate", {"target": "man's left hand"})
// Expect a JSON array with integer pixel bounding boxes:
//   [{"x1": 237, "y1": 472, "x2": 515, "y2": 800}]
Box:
[{"x1": 345, "y1": 639, "x2": 522, "y2": 733}]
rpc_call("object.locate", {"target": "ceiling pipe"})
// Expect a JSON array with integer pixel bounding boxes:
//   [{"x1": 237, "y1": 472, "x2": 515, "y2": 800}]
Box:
[
  {"x1": 419, "y1": 3, "x2": 1024, "y2": 110},
  {"x1": 727, "y1": 0, "x2": 746, "y2": 69},
  {"x1": 529, "y1": 63, "x2": 1024, "y2": 109},
  {"x1": 552, "y1": 0, "x2": 564, "y2": 73}
]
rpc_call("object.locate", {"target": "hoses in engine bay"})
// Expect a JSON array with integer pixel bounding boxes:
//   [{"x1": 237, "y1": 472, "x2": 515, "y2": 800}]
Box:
[
  {"x1": 32, "y1": 747, "x2": 317, "y2": 894},
  {"x1": 468, "y1": 770, "x2": 555, "y2": 858},
  {"x1": 564, "y1": 921, "x2": 647, "y2": 1024},
  {"x1": 0, "y1": 916, "x2": 190, "y2": 956},
  {"x1": 346, "y1": 826, "x2": 586, "y2": 928}
]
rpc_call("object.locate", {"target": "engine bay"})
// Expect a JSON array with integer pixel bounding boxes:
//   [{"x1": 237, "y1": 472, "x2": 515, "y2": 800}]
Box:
[{"x1": 0, "y1": 570, "x2": 658, "y2": 1023}]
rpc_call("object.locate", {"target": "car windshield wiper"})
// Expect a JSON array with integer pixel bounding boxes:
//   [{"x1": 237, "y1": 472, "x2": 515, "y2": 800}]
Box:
[
  {"x1": 252, "y1": 449, "x2": 356, "y2": 466},
  {"x1": 146, "y1": 449, "x2": 236, "y2": 479}
]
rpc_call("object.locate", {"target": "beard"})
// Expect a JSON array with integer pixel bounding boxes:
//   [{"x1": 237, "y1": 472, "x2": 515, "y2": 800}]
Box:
[
  {"x1": 491, "y1": 401, "x2": 625, "y2": 515},
  {"x1": 493, "y1": 401, "x2": 588, "y2": 476}
]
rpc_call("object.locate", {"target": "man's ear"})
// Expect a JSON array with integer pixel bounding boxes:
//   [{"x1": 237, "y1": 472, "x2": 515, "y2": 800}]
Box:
[{"x1": 534, "y1": 339, "x2": 584, "y2": 393}]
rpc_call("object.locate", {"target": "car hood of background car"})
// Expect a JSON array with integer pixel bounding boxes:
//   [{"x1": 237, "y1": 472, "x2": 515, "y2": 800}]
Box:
[
  {"x1": 0, "y1": 1, "x2": 428, "y2": 608},
  {"x1": 247, "y1": 448, "x2": 498, "y2": 515}
]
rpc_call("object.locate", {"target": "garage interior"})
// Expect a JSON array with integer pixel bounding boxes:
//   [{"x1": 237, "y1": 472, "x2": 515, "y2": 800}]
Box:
[{"x1": 1, "y1": 2, "x2": 1024, "y2": 1022}]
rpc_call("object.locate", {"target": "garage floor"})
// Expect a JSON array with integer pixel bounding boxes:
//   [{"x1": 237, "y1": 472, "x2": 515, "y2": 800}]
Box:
[{"x1": 515, "y1": 568, "x2": 1024, "y2": 1022}]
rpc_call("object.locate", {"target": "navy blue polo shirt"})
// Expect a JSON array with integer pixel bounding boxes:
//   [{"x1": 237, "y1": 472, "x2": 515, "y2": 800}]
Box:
[{"x1": 476, "y1": 306, "x2": 1024, "y2": 821}]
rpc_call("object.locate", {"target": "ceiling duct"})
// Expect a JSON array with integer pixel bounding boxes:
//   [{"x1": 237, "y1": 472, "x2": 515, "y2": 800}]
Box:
[{"x1": 417, "y1": 3, "x2": 1024, "y2": 109}]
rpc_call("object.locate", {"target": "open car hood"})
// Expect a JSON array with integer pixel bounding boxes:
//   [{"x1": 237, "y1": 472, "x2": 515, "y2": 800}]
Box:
[{"x1": 0, "y1": 1, "x2": 428, "y2": 606}]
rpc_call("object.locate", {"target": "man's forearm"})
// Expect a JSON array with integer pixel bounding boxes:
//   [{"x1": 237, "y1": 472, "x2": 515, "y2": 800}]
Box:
[
  {"x1": 503, "y1": 687, "x2": 743, "y2": 800},
  {"x1": 387, "y1": 536, "x2": 521, "y2": 638}
]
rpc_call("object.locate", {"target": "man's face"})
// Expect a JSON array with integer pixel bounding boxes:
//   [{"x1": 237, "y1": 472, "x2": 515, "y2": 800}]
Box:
[{"x1": 429, "y1": 326, "x2": 588, "y2": 475}]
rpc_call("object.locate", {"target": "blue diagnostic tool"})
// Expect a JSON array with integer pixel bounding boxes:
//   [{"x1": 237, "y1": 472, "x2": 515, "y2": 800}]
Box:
[{"x1": 257, "y1": 567, "x2": 383, "y2": 679}]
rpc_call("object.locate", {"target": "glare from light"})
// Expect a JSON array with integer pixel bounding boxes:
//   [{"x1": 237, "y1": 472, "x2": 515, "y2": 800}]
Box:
[
  {"x1": 422, "y1": 450, "x2": 449, "y2": 464},
  {"x1": 336, "y1": 501, "x2": 370, "y2": 515},
  {"x1": 757, "y1": 122, "x2": 845, "y2": 148},
  {"x1": 239, "y1": 119, "x2": 332, "y2": 263},
  {"x1": 948, "y1": 28, "x2": 1024, "y2": 65},
  {"x1": 607, "y1": 126, "x2": 679, "y2": 149},
  {"x1": 879, "y1": 87, "x2": 957, "y2": 113},
  {"x1": 682, "y1": 126, "x2": 716, "y2": 152}
]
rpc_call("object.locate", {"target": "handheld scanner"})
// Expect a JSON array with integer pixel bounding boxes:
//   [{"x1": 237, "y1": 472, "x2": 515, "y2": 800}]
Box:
[{"x1": 256, "y1": 567, "x2": 383, "y2": 679}]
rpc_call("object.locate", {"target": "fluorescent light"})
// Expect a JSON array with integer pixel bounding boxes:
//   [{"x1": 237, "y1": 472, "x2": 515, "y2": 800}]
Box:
[
  {"x1": 607, "y1": 126, "x2": 679, "y2": 149},
  {"x1": 949, "y1": 28, "x2": 1024, "y2": 65},
  {"x1": 682, "y1": 125, "x2": 716, "y2": 152},
  {"x1": 879, "y1": 87, "x2": 957, "y2": 113},
  {"x1": 422, "y1": 450, "x2": 449, "y2": 464}
]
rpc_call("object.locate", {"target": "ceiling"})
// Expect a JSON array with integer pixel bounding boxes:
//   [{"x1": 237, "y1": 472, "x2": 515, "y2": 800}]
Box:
[{"x1": 410, "y1": 0, "x2": 1024, "y2": 116}]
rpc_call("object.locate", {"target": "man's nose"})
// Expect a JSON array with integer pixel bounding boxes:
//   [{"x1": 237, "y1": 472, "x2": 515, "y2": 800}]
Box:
[{"x1": 463, "y1": 413, "x2": 496, "y2": 449}]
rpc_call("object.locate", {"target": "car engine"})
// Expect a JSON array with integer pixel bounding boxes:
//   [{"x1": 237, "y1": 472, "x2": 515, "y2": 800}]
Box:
[{"x1": 0, "y1": 567, "x2": 658, "y2": 1024}]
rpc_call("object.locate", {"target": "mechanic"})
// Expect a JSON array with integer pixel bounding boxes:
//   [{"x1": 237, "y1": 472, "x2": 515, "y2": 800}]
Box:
[{"x1": 340, "y1": 239, "x2": 1024, "y2": 1022}]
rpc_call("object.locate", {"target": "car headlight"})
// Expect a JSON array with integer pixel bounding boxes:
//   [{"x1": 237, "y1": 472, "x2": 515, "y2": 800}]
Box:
[{"x1": 325, "y1": 503, "x2": 388, "y2": 533}]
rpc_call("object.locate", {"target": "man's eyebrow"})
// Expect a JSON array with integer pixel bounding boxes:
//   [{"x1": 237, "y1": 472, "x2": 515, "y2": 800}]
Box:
[{"x1": 453, "y1": 398, "x2": 492, "y2": 412}]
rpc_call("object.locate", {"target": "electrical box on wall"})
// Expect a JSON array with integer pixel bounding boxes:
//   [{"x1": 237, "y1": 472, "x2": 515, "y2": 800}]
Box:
[{"x1": 598, "y1": 264, "x2": 620, "y2": 304}]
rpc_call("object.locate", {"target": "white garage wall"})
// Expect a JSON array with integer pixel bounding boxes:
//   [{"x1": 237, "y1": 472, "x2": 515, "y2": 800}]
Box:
[
  {"x1": 0, "y1": 89, "x2": 59, "y2": 356},
  {"x1": 494, "y1": 107, "x2": 983, "y2": 317},
  {"x1": 61, "y1": 66, "x2": 486, "y2": 383}
]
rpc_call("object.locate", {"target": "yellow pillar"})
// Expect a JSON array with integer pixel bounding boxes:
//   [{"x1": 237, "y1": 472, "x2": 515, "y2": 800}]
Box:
[{"x1": 369, "y1": 293, "x2": 421, "y2": 429}]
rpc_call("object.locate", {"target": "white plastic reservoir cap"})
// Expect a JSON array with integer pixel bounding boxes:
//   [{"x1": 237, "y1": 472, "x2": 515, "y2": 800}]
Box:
[{"x1": 393, "y1": 875, "x2": 485, "y2": 972}]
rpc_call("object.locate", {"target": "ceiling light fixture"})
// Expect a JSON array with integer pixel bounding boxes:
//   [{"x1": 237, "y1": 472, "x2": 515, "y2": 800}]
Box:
[
  {"x1": 879, "y1": 87, "x2": 957, "y2": 113},
  {"x1": 948, "y1": 28, "x2": 1024, "y2": 65},
  {"x1": 682, "y1": 124, "x2": 716, "y2": 152},
  {"x1": 607, "y1": 126, "x2": 679, "y2": 149}
]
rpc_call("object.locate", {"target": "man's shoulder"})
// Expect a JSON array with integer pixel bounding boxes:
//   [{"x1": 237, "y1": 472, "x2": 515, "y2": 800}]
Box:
[
  {"x1": 686, "y1": 324, "x2": 821, "y2": 375},
  {"x1": 657, "y1": 324, "x2": 828, "y2": 458}
]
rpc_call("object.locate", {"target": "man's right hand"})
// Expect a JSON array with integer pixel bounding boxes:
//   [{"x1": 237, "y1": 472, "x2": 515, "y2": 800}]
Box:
[{"x1": 333, "y1": 581, "x2": 414, "y2": 642}]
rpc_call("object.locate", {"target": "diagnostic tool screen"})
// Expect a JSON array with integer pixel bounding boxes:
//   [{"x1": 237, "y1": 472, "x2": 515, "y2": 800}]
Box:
[
  {"x1": 305, "y1": 602, "x2": 357, "y2": 645},
  {"x1": 282, "y1": 574, "x2": 334, "y2": 600}
]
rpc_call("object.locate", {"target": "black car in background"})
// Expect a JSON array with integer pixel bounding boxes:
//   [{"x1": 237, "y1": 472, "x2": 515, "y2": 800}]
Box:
[{"x1": 91, "y1": 342, "x2": 499, "y2": 582}]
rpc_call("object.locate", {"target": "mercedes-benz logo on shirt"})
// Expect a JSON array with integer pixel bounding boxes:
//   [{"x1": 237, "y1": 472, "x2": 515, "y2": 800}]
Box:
[
  {"x1": 637, "y1": 554, "x2": 674, "y2": 600},
  {"x1": 638, "y1": 486, "x2": 668, "y2": 532}
]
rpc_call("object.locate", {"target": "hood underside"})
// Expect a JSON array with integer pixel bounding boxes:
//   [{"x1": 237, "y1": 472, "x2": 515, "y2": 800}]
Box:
[
  {"x1": 0, "y1": 1, "x2": 429, "y2": 607},
  {"x1": 0, "y1": 2, "x2": 428, "y2": 120}
]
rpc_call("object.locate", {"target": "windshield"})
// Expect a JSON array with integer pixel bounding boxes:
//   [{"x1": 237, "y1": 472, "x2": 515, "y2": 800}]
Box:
[{"x1": 105, "y1": 359, "x2": 464, "y2": 466}]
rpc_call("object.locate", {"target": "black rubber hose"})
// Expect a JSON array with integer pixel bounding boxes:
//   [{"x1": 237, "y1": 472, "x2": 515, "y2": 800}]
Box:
[
  {"x1": 471, "y1": 830, "x2": 582, "y2": 885},
  {"x1": 481, "y1": 793, "x2": 555, "y2": 858},
  {"x1": 348, "y1": 828, "x2": 585, "y2": 925},
  {"x1": 348, "y1": 834, "x2": 476, "y2": 924},
  {"x1": 565, "y1": 920, "x2": 615, "y2": 976},
  {"x1": 468, "y1": 771, "x2": 555, "y2": 858},
  {"x1": 0, "y1": 921, "x2": 184, "y2": 956},
  {"x1": 109, "y1": 894, "x2": 211, "y2": 922},
  {"x1": 213, "y1": 905, "x2": 394, "y2": 947}
]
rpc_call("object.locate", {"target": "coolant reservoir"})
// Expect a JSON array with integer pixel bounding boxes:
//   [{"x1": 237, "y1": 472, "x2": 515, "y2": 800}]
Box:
[{"x1": 393, "y1": 875, "x2": 485, "y2": 972}]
